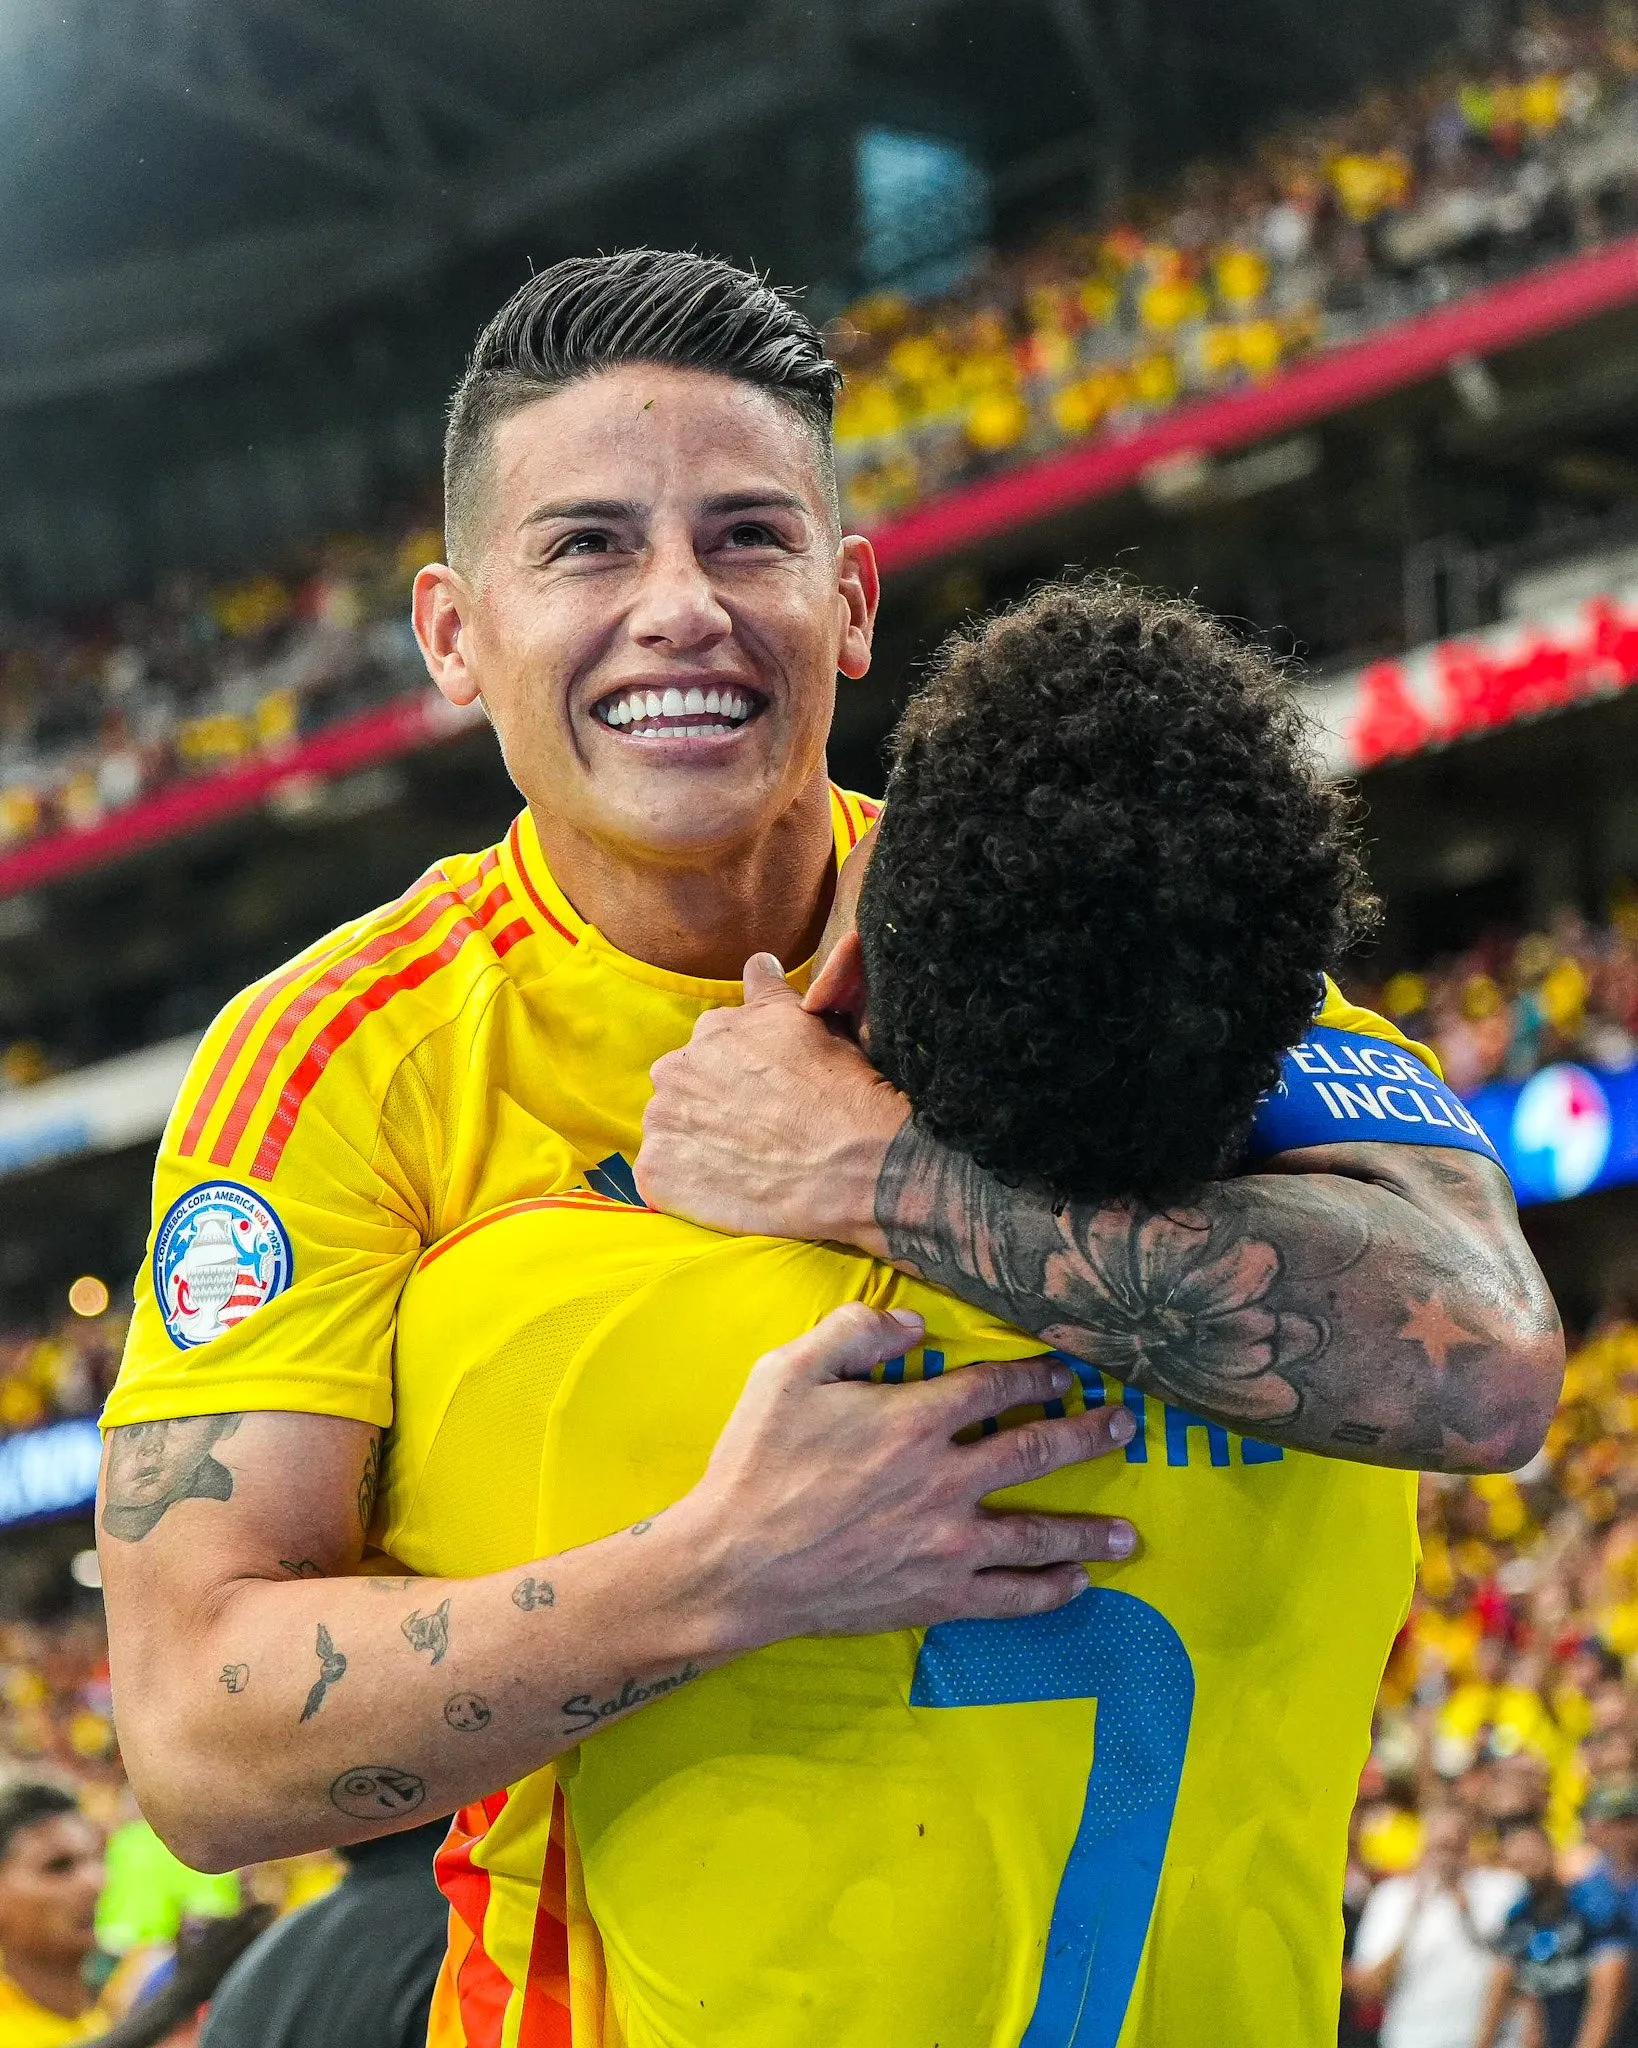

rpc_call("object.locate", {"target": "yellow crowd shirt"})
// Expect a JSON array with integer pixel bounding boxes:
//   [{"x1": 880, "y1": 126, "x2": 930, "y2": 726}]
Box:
[
  {"x1": 384, "y1": 1197, "x2": 1421, "y2": 2048},
  {"x1": 0, "y1": 1973, "x2": 108, "y2": 2044}
]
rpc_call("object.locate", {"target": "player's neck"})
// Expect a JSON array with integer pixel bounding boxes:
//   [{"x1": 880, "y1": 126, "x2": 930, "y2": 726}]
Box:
[
  {"x1": 536, "y1": 780, "x2": 837, "y2": 980},
  {"x1": 0, "y1": 1947, "x2": 90, "y2": 2020}
]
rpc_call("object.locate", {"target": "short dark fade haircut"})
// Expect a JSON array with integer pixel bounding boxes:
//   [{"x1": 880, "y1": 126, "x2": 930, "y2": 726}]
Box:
[
  {"x1": 857, "y1": 580, "x2": 1378, "y2": 1205},
  {"x1": 444, "y1": 249, "x2": 843, "y2": 564},
  {"x1": 0, "y1": 1781, "x2": 76, "y2": 1867}
]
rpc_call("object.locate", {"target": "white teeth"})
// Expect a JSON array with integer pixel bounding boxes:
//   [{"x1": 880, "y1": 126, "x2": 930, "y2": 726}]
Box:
[{"x1": 598, "y1": 685, "x2": 757, "y2": 730}]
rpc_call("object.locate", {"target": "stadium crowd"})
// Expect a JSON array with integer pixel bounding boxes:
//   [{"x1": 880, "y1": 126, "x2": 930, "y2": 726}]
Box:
[
  {"x1": 0, "y1": 12, "x2": 1634, "y2": 877},
  {"x1": 831, "y1": 9, "x2": 1638, "y2": 522},
  {"x1": 1352, "y1": 896, "x2": 1638, "y2": 1095}
]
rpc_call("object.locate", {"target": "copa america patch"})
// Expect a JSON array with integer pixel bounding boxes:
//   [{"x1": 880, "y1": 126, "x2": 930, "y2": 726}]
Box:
[{"x1": 154, "y1": 1182, "x2": 293, "y2": 1351}]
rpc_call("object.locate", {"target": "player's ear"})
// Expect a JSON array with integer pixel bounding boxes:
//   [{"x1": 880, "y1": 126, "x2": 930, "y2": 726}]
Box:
[
  {"x1": 804, "y1": 929, "x2": 869, "y2": 1027},
  {"x1": 413, "y1": 563, "x2": 482, "y2": 708}
]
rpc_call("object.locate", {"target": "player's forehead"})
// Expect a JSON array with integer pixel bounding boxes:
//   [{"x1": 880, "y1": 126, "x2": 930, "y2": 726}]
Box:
[{"x1": 489, "y1": 364, "x2": 831, "y2": 534}]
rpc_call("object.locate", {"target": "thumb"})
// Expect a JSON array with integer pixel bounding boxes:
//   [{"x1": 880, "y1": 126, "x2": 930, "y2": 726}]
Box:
[{"x1": 741, "y1": 952, "x2": 797, "y2": 1004}]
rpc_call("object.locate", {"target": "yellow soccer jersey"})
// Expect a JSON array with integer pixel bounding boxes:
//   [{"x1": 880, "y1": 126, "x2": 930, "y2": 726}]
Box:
[
  {"x1": 385, "y1": 1197, "x2": 1420, "y2": 2048},
  {"x1": 0, "y1": 1972, "x2": 111, "y2": 2045},
  {"x1": 101, "y1": 787, "x2": 881, "y2": 1433}
]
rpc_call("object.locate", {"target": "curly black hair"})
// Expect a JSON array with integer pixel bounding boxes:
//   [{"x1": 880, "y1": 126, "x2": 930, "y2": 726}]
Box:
[{"x1": 855, "y1": 578, "x2": 1378, "y2": 1205}]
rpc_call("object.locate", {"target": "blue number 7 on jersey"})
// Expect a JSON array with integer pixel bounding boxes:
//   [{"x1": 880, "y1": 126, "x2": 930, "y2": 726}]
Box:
[{"x1": 911, "y1": 1590, "x2": 1195, "y2": 2048}]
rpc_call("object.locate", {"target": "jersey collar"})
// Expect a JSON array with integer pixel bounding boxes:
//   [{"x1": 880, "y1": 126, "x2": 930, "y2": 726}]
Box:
[{"x1": 501, "y1": 784, "x2": 879, "y2": 997}]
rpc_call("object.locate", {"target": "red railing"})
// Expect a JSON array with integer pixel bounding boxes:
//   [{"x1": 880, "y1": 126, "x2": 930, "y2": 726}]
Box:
[{"x1": 0, "y1": 691, "x2": 485, "y2": 900}]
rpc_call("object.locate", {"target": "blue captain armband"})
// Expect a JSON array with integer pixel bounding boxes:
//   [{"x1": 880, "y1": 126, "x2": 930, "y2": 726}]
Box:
[{"x1": 1244, "y1": 1025, "x2": 1502, "y2": 1167}]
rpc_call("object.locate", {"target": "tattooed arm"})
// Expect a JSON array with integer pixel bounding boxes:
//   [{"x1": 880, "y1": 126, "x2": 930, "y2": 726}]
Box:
[
  {"x1": 638, "y1": 969, "x2": 1565, "y2": 1474},
  {"x1": 872, "y1": 1127, "x2": 1564, "y2": 1472},
  {"x1": 98, "y1": 1308, "x2": 1139, "y2": 1870}
]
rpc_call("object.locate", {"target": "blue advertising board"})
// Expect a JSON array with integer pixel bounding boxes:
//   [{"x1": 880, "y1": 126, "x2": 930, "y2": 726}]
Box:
[
  {"x1": 0, "y1": 1418, "x2": 101, "y2": 1528},
  {"x1": 1466, "y1": 1062, "x2": 1638, "y2": 1206}
]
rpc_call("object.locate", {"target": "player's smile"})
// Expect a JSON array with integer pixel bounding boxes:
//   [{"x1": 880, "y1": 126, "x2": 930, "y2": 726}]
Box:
[{"x1": 589, "y1": 678, "x2": 768, "y2": 747}]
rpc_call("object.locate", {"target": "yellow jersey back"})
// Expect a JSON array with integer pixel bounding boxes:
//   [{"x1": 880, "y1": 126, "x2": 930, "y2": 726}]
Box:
[{"x1": 386, "y1": 1198, "x2": 1418, "y2": 2048}]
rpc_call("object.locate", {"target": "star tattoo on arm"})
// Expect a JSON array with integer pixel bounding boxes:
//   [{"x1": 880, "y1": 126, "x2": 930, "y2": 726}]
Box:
[{"x1": 300, "y1": 1624, "x2": 348, "y2": 1723}]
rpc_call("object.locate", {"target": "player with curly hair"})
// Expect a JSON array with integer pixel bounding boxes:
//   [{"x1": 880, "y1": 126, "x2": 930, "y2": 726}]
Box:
[
  {"x1": 856, "y1": 575, "x2": 1378, "y2": 1203},
  {"x1": 379, "y1": 576, "x2": 1561, "y2": 2045}
]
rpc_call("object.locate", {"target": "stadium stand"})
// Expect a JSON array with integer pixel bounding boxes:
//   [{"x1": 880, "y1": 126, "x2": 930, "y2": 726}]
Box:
[
  {"x1": 1351, "y1": 900, "x2": 1638, "y2": 1090},
  {"x1": 830, "y1": 11, "x2": 1638, "y2": 523},
  {"x1": 5, "y1": 9, "x2": 1638, "y2": 903}
]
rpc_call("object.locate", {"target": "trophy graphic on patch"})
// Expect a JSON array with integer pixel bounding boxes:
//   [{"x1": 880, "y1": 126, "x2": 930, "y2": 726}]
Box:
[
  {"x1": 178, "y1": 1215, "x2": 239, "y2": 1335},
  {"x1": 155, "y1": 1183, "x2": 293, "y2": 1349}
]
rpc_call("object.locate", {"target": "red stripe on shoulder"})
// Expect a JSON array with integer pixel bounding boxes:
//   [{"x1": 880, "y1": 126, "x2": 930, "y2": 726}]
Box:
[
  {"x1": 206, "y1": 884, "x2": 464, "y2": 1169},
  {"x1": 205, "y1": 848, "x2": 516, "y2": 1171},
  {"x1": 857, "y1": 797, "x2": 881, "y2": 820},
  {"x1": 180, "y1": 955, "x2": 324, "y2": 1159},
  {"x1": 248, "y1": 912, "x2": 484, "y2": 1181},
  {"x1": 508, "y1": 818, "x2": 578, "y2": 946}
]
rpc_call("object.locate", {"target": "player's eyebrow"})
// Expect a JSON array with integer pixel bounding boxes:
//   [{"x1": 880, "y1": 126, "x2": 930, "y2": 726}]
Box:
[
  {"x1": 700, "y1": 490, "x2": 810, "y2": 518},
  {"x1": 519, "y1": 497, "x2": 640, "y2": 528}
]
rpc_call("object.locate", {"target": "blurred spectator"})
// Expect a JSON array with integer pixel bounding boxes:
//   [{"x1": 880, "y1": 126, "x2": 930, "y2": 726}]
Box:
[
  {"x1": 198, "y1": 1823, "x2": 448, "y2": 2048},
  {"x1": 1351, "y1": 896, "x2": 1638, "y2": 1094},
  {"x1": 0, "y1": 1779, "x2": 110, "y2": 2042},
  {"x1": 1474, "y1": 1816, "x2": 1628, "y2": 2048},
  {"x1": 1348, "y1": 1803, "x2": 1524, "y2": 2048}
]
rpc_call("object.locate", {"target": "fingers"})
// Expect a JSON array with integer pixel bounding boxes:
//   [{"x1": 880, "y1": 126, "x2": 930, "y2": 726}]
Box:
[
  {"x1": 741, "y1": 953, "x2": 797, "y2": 1004},
  {"x1": 975, "y1": 1509, "x2": 1137, "y2": 1570},
  {"x1": 916, "y1": 1354, "x2": 1080, "y2": 1434},
  {"x1": 960, "y1": 1566, "x2": 1093, "y2": 1620},
  {"x1": 965, "y1": 1399, "x2": 1138, "y2": 1491},
  {"x1": 753, "y1": 1303, "x2": 927, "y2": 1389}
]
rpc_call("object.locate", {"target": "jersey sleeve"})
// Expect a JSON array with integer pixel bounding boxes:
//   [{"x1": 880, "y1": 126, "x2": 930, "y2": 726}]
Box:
[
  {"x1": 1243, "y1": 976, "x2": 1503, "y2": 1169},
  {"x1": 101, "y1": 961, "x2": 432, "y2": 1434}
]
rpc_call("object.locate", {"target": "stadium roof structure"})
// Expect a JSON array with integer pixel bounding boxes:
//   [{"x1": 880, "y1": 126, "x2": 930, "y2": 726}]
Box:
[{"x1": 0, "y1": 0, "x2": 861, "y2": 408}]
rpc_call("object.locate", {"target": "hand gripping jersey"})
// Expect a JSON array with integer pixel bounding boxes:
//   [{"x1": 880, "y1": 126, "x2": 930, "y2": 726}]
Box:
[
  {"x1": 101, "y1": 788, "x2": 881, "y2": 1434},
  {"x1": 384, "y1": 1199, "x2": 1419, "y2": 2048}
]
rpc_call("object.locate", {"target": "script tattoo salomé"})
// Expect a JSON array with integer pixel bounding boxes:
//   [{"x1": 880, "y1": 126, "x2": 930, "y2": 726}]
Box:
[
  {"x1": 873, "y1": 1124, "x2": 1560, "y2": 1471},
  {"x1": 561, "y1": 1662, "x2": 699, "y2": 1735},
  {"x1": 102, "y1": 1416, "x2": 244, "y2": 1541}
]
